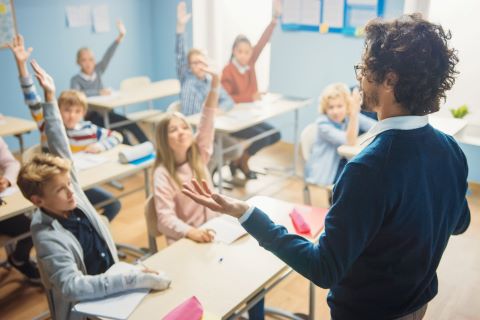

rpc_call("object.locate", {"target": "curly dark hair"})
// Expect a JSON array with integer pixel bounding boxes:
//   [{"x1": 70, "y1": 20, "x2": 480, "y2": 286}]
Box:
[{"x1": 362, "y1": 14, "x2": 458, "y2": 115}]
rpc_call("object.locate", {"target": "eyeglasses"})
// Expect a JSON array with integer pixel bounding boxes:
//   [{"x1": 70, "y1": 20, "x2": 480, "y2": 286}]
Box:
[{"x1": 354, "y1": 64, "x2": 365, "y2": 80}]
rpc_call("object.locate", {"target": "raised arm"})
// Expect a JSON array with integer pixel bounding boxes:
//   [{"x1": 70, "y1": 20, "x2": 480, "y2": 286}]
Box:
[
  {"x1": 175, "y1": 2, "x2": 192, "y2": 82},
  {"x1": 250, "y1": 0, "x2": 282, "y2": 64},
  {"x1": 96, "y1": 21, "x2": 125, "y2": 75}
]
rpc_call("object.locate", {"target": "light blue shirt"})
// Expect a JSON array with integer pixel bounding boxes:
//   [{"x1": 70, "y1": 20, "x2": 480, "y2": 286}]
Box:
[{"x1": 304, "y1": 113, "x2": 376, "y2": 186}]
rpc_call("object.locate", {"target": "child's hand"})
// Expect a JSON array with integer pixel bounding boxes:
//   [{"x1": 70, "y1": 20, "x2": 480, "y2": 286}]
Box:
[
  {"x1": 84, "y1": 143, "x2": 103, "y2": 154},
  {"x1": 30, "y1": 59, "x2": 56, "y2": 102},
  {"x1": 350, "y1": 87, "x2": 362, "y2": 115},
  {"x1": 252, "y1": 92, "x2": 262, "y2": 101},
  {"x1": 186, "y1": 228, "x2": 215, "y2": 243},
  {"x1": 0, "y1": 176, "x2": 10, "y2": 193},
  {"x1": 273, "y1": 0, "x2": 282, "y2": 19},
  {"x1": 100, "y1": 88, "x2": 112, "y2": 96},
  {"x1": 8, "y1": 34, "x2": 33, "y2": 64},
  {"x1": 176, "y1": 1, "x2": 192, "y2": 33},
  {"x1": 201, "y1": 66, "x2": 220, "y2": 88},
  {"x1": 116, "y1": 20, "x2": 127, "y2": 43}
]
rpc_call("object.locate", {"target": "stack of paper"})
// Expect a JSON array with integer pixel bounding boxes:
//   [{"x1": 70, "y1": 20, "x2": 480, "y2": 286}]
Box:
[{"x1": 72, "y1": 152, "x2": 109, "y2": 171}]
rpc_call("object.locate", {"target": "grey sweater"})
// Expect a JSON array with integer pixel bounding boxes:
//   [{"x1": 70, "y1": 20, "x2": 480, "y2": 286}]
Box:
[
  {"x1": 70, "y1": 41, "x2": 118, "y2": 97},
  {"x1": 31, "y1": 101, "x2": 166, "y2": 320}
]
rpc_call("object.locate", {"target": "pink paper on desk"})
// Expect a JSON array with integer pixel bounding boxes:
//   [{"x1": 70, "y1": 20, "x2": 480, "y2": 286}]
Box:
[
  {"x1": 291, "y1": 205, "x2": 329, "y2": 238},
  {"x1": 163, "y1": 296, "x2": 203, "y2": 320}
]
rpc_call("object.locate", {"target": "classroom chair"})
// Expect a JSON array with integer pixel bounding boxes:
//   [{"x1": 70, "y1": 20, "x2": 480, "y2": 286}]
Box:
[
  {"x1": 166, "y1": 100, "x2": 181, "y2": 113},
  {"x1": 144, "y1": 195, "x2": 162, "y2": 254},
  {"x1": 299, "y1": 123, "x2": 333, "y2": 206},
  {"x1": 22, "y1": 144, "x2": 41, "y2": 163}
]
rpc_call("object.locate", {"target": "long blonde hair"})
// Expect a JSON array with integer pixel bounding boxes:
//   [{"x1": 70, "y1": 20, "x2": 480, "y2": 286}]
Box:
[{"x1": 153, "y1": 112, "x2": 207, "y2": 188}]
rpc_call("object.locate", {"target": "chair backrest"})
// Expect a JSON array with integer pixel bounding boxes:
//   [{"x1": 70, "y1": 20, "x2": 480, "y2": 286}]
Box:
[
  {"x1": 144, "y1": 195, "x2": 162, "y2": 253},
  {"x1": 166, "y1": 100, "x2": 182, "y2": 113},
  {"x1": 300, "y1": 123, "x2": 317, "y2": 162},
  {"x1": 22, "y1": 144, "x2": 41, "y2": 164},
  {"x1": 120, "y1": 76, "x2": 152, "y2": 92}
]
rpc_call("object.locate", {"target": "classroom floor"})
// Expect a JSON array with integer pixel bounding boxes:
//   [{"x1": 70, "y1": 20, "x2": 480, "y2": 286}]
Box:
[{"x1": 1, "y1": 142, "x2": 479, "y2": 320}]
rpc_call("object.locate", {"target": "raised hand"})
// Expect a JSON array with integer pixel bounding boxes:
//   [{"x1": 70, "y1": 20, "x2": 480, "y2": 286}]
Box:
[
  {"x1": 116, "y1": 20, "x2": 127, "y2": 43},
  {"x1": 8, "y1": 34, "x2": 33, "y2": 77},
  {"x1": 182, "y1": 179, "x2": 250, "y2": 219},
  {"x1": 30, "y1": 59, "x2": 56, "y2": 102},
  {"x1": 200, "y1": 66, "x2": 220, "y2": 88},
  {"x1": 176, "y1": 1, "x2": 192, "y2": 33},
  {"x1": 273, "y1": 0, "x2": 283, "y2": 19},
  {"x1": 350, "y1": 87, "x2": 362, "y2": 115}
]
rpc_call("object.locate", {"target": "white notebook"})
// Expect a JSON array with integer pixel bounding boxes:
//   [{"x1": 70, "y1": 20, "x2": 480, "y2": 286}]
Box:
[
  {"x1": 201, "y1": 215, "x2": 247, "y2": 244},
  {"x1": 72, "y1": 262, "x2": 149, "y2": 320}
]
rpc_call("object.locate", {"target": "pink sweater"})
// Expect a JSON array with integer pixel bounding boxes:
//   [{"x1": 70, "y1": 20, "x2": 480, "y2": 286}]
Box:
[
  {"x1": 0, "y1": 137, "x2": 20, "y2": 187},
  {"x1": 153, "y1": 107, "x2": 220, "y2": 244}
]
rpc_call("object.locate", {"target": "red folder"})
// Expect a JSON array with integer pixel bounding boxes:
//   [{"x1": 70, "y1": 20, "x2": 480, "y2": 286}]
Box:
[{"x1": 163, "y1": 296, "x2": 203, "y2": 320}]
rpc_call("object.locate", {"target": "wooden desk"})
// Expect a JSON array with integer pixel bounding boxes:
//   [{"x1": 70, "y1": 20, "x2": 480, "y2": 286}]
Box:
[
  {"x1": 129, "y1": 196, "x2": 326, "y2": 320},
  {"x1": 0, "y1": 145, "x2": 153, "y2": 222},
  {"x1": 87, "y1": 79, "x2": 180, "y2": 128},
  {"x1": 0, "y1": 116, "x2": 38, "y2": 154}
]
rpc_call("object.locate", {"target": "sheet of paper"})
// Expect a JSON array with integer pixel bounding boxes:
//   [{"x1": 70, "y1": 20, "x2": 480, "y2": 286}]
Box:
[
  {"x1": 300, "y1": 0, "x2": 321, "y2": 25},
  {"x1": 66, "y1": 5, "x2": 91, "y2": 28},
  {"x1": 225, "y1": 108, "x2": 263, "y2": 122},
  {"x1": 0, "y1": 186, "x2": 17, "y2": 197},
  {"x1": 72, "y1": 152, "x2": 109, "y2": 171},
  {"x1": 282, "y1": 0, "x2": 302, "y2": 24},
  {"x1": 201, "y1": 216, "x2": 247, "y2": 245},
  {"x1": 347, "y1": 0, "x2": 378, "y2": 6},
  {"x1": 348, "y1": 7, "x2": 377, "y2": 27},
  {"x1": 322, "y1": 0, "x2": 345, "y2": 28},
  {"x1": 73, "y1": 262, "x2": 149, "y2": 320},
  {"x1": 0, "y1": 0, "x2": 16, "y2": 47},
  {"x1": 93, "y1": 4, "x2": 110, "y2": 33}
]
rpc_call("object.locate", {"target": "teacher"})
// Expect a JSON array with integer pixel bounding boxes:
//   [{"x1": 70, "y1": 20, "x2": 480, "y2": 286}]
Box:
[{"x1": 183, "y1": 14, "x2": 470, "y2": 320}]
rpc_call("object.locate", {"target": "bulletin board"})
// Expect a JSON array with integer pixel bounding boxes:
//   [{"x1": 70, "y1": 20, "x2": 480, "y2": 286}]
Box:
[
  {"x1": 281, "y1": 0, "x2": 384, "y2": 36},
  {"x1": 0, "y1": 0, "x2": 16, "y2": 48}
]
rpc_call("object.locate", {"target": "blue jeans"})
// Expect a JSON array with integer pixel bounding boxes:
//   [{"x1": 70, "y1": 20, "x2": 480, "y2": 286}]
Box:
[
  {"x1": 248, "y1": 298, "x2": 265, "y2": 320},
  {"x1": 84, "y1": 187, "x2": 121, "y2": 221}
]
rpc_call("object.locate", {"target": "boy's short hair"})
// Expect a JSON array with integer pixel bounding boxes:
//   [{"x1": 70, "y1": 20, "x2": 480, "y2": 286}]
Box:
[
  {"x1": 319, "y1": 83, "x2": 351, "y2": 114},
  {"x1": 58, "y1": 90, "x2": 88, "y2": 112},
  {"x1": 76, "y1": 47, "x2": 93, "y2": 62},
  {"x1": 17, "y1": 153, "x2": 71, "y2": 200},
  {"x1": 187, "y1": 48, "x2": 204, "y2": 64}
]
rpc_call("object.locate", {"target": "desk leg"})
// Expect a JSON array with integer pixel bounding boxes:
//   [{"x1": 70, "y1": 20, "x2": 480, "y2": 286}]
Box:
[
  {"x1": 144, "y1": 168, "x2": 151, "y2": 197},
  {"x1": 103, "y1": 111, "x2": 110, "y2": 129},
  {"x1": 215, "y1": 134, "x2": 224, "y2": 194},
  {"x1": 309, "y1": 280, "x2": 316, "y2": 320},
  {"x1": 15, "y1": 134, "x2": 25, "y2": 158},
  {"x1": 293, "y1": 109, "x2": 299, "y2": 177}
]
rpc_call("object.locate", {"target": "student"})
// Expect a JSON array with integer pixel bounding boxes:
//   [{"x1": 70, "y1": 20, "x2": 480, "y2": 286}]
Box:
[
  {"x1": 221, "y1": 0, "x2": 282, "y2": 179},
  {"x1": 17, "y1": 59, "x2": 171, "y2": 320},
  {"x1": 70, "y1": 20, "x2": 149, "y2": 145},
  {"x1": 184, "y1": 14, "x2": 470, "y2": 320},
  {"x1": 10, "y1": 35, "x2": 121, "y2": 221},
  {"x1": 0, "y1": 137, "x2": 40, "y2": 283},
  {"x1": 305, "y1": 83, "x2": 376, "y2": 186},
  {"x1": 152, "y1": 69, "x2": 265, "y2": 319},
  {"x1": 175, "y1": 2, "x2": 242, "y2": 170}
]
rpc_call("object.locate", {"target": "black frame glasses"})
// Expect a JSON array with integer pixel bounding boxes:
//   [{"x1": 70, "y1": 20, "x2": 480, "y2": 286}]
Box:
[{"x1": 354, "y1": 64, "x2": 365, "y2": 79}]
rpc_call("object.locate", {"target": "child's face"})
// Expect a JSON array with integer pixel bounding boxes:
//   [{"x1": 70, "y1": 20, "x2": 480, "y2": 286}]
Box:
[
  {"x1": 233, "y1": 42, "x2": 252, "y2": 66},
  {"x1": 167, "y1": 117, "x2": 193, "y2": 155},
  {"x1": 31, "y1": 172, "x2": 76, "y2": 216},
  {"x1": 77, "y1": 50, "x2": 96, "y2": 75},
  {"x1": 60, "y1": 104, "x2": 86, "y2": 129},
  {"x1": 189, "y1": 53, "x2": 207, "y2": 79},
  {"x1": 325, "y1": 96, "x2": 348, "y2": 123}
]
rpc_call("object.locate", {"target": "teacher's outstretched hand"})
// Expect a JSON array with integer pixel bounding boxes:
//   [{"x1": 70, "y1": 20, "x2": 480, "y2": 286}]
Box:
[{"x1": 182, "y1": 179, "x2": 249, "y2": 219}]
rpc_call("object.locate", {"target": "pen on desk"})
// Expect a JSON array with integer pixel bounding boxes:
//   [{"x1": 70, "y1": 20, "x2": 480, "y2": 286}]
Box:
[{"x1": 218, "y1": 257, "x2": 224, "y2": 263}]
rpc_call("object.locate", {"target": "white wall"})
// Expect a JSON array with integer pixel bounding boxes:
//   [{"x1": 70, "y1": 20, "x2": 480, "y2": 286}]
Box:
[
  {"x1": 192, "y1": 0, "x2": 273, "y2": 91},
  {"x1": 428, "y1": 0, "x2": 480, "y2": 124}
]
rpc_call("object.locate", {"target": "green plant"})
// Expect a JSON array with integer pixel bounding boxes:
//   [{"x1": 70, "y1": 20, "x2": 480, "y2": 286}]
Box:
[{"x1": 450, "y1": 104, "x2": 469, "y2": 119}]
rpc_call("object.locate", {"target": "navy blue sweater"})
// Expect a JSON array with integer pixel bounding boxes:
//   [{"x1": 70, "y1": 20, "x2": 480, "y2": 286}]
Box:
[{"x1": 242, "y1": 125, "x2": 470, "y2": 319}]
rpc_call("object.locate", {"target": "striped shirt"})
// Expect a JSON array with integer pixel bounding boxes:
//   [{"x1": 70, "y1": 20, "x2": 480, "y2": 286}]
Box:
[
  {"x1": 176, "y1": 33, "x2": 234, "y2": 116},
  {"x1": 20, "y1": 75, "x2": 123, "y2": 153}
]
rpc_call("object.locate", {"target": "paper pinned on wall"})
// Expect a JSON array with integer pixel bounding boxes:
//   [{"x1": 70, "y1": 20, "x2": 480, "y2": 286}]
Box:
[
  {"x1": 323, "y1": 0, "x2": 345, "y2": 29},
  {"x1": 66, "y1": 5, "x2": 92, "y2": 28},
  {"x1": 282, "y1": 0, "x2": 320, "y2": 26},
  {"x1": 93, "y1": 4, "x2": 110, "y2": 33},
  {"x1": 0, "y1": 0, "x2": 16, "y2": 48}
]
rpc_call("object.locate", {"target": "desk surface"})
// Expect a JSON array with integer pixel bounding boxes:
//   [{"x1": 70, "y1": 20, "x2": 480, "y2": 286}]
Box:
[
  {"x1": 87, "y1": 79, "x2": 180, "y2": 111},
  {"x1": 129, "y1": 196, "x2": 323, "y2": 319},
  {"x1": 0, "y1": 116, "x2": 37, "y2": 138},
  {"x1": 0, "y1": 145, "x2": 152, "y2": 222},
  {"x1": 142, "y1": 94, "x2": 312, "y2": 133}
]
